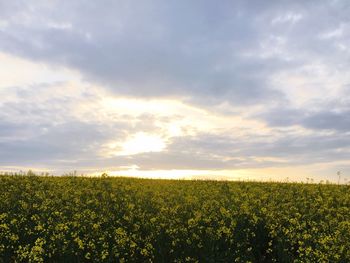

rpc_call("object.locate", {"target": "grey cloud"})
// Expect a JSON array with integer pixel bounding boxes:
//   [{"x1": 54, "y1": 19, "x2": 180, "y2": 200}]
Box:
[
  {"x1": 0, "y1": 0, "x2": 323, "y2": 105},
  {"x1": 0, "y1": 120, "x2": 123, "y2": 164},
  {"x1": 0, "y1": 83, "x2": 156, "y2": 169},
  {"x1": 1, "y1": 0, "x2": 350, "y2": 175},
  {"x1": 85, "y1": 130, "x2": 349, "y2": 171},
  {"x1": 302, "y1": 111, "x2": 350, "y2": 131},
  {"x1": 1, "y1": 92, "x2": 349, "y2": 172},
  {"x1": 1, "y1": 0, "x2": 348, "y2": 109},
  {"x1": 259, "y1": 108, "x2": 303, "y2": 127},
  {"x1": 260, "y1": 105, "x2": 350, "y2": 132}
]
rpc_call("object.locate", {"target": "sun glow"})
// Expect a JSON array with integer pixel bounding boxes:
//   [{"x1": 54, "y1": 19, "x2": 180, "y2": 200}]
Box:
[
  {"x1": 95, "y1": 168, "x2": 274, "y2": 181},
  {"x1": 116, "y1": 132, "x2": 166, "y2": 156}
]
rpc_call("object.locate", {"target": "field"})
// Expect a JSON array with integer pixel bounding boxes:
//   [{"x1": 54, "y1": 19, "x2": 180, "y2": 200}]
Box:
[{"x1": 0, "y1": 175, "x2": 349, "y2": 262}]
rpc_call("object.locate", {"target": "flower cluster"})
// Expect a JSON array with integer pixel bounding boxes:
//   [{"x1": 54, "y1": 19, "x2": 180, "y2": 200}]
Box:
[{"x1": 0, "y1": 175, "x2": 349, "y2": 262}]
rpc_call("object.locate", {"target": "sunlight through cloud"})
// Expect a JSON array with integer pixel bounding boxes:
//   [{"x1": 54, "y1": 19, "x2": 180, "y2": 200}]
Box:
[{"x1": 116, "y1": 132, "x2": 166, "y2": 156}]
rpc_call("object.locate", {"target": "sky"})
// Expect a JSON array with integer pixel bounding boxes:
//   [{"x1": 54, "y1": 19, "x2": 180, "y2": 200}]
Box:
[{"x1": 0, "y1": 0, "x2": 350, "y2": 182}]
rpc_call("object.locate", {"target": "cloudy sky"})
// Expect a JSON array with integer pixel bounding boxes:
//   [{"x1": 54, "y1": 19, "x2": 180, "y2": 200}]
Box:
[{"x1": 1, "y1": 0, "x2": 349, "y2": 182}]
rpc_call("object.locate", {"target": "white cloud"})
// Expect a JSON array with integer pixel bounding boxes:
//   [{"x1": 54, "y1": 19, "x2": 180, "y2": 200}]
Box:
[
  {"x1": 319, "y1": 25, "x2": 344, "y2": 39},
  {"x1": 271, "y1": 12, "x2": 303, "y2": 25},
  {"x1": 47, "y1": 22, "x2": 73, "y2": 30},
  {"x1": 0, "y1": 20, "x2": 8, "y2": 29}
]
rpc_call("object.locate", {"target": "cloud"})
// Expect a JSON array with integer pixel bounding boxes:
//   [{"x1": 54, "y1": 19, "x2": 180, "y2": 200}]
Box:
[
  {"x1": 0, "y1": 1, "x2": 350, "y2": 180},
  {"x1": 90, "y1": 124, "x2": 350, "y2": 171},
  {"x1": 260, "y1": 100, "x2": 350, "y2": 132},
  {"x1": 0, "y1": 1, "x2": 348, "y2": 108},
  {"x1": 302, "y1": 111, "x2": 350, "y2": 131},
  {"x1": 0, "y1": 0, "x2": 304, "y2": 105},
  {"x1": 1, "y1": 0, "x2": 349, "y2": 109}
]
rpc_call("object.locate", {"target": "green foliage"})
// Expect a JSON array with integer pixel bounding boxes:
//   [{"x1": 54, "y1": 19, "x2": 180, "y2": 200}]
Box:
[{"x1": 0, "y1": 175, "x2": 349, "y2": 262}]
